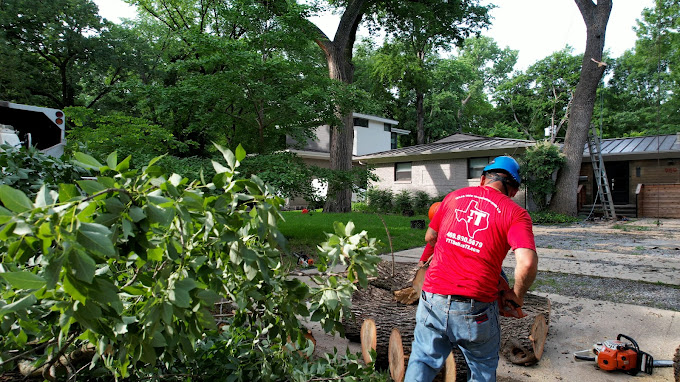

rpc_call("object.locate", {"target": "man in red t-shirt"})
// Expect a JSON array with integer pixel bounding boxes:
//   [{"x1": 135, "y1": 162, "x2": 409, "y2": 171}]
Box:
[{"x1": 405, "y1": 156, "x2": 538, "y2": 382}]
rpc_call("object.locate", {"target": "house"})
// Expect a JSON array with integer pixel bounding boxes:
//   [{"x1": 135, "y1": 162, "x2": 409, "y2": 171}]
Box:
[
  {"x1": 356, "y1": 134, "x2": 535, "y2": 208},
  {"x1": 283, "y1": 113, "x2": 409, "y2": 209},
  {"x1": 358, "y1": 131, "x2": 680, "y2": 217},
  {"x1": 580, "y1": 133, "x2": 680, "y2": 218}
]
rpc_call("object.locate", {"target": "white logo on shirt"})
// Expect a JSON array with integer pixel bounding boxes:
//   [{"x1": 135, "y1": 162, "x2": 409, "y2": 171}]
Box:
[{"x1": 455, "y1": 200, "x2": 489, "y2": 238}]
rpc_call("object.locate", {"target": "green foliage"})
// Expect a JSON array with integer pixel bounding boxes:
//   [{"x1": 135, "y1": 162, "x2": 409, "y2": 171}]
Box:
[
  {"x1": 0, "y1": 144, "x2": 89, "y2": 199},
  {"x1": 520, "y1": 141, "x2": 566, "y2": 211},
  {"x1": 412, "y1": 190, "x2": 432, "y2": 215},
  {"x1": 65, "y1": 106, "x2": 184, "y2": 161},
  {"x1": 529, "y1": 211, "x2": 580, "y2": 224},
  {"x1": 366, "y1": 188, "x2": 393, "y2": 213},
  {"x1": 239, "y1": 151, "x2": 316, "y2": 203},
  {"x1": 0, "y1": 145, "x2": 382, "y2": 379},
  {"x1": 393, "y1": 190, "x2": 413, "y2": 214}
]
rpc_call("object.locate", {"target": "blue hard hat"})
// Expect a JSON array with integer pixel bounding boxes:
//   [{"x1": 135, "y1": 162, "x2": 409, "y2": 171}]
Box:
[{"x1": 483, "y1": 156, "x2": 521, "y2": 185}]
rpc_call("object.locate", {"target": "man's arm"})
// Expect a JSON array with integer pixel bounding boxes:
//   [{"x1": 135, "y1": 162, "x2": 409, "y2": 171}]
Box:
[
  {"x1": 425, "y1": 227, "x2": 438, "y2": 247},
  {"x1": 512, "y1": 248, "x2": 538, "y2": 305}
]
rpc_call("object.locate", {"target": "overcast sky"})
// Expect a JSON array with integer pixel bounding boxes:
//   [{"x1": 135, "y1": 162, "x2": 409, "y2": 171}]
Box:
[{"x1": 94, "y1": 0, "x2": 655, "y2": 71}]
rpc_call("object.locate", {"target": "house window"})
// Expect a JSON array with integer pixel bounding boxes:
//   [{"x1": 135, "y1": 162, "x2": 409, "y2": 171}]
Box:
[
  {"x1": 395, "y1": 162, "x2": 412, "y2": 181},
  {"x1": 384, "y1": 123, "x2": 393, "y2": 132},
  {"x1": 391, "y1": 132, "x2": 398, "y2": 149},
  {"x1": 468, "y1": 157, "x2": 491, "y2": 179},
  {"x1": 353, "y1": 117, "x2": 369, "y2": 127}
]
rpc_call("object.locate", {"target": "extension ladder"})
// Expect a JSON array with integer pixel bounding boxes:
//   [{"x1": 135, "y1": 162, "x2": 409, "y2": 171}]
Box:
[{"x1": 588, "y1": 125, "x2": 616, "y2": 220}]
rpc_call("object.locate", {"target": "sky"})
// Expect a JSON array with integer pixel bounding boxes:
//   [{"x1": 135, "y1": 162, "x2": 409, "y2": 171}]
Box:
[{"x1": 94, "y1": 0, "x2": 655, "y2": 71}]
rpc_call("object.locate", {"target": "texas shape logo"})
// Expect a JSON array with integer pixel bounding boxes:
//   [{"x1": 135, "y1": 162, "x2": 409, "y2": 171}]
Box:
[{"x1": 455, "y1": 200, "x2": 489, "y2": 238}]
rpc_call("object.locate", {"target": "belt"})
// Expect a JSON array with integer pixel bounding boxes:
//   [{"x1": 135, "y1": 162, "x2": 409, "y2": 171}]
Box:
[{"x1": 447, "y1": 295, "x2": 473, "y2": 303}]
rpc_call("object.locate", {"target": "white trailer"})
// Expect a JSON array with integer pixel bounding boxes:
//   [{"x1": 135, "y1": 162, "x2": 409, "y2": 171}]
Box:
[{"x1": 0, "y1": 101, "x2": 66, "y2": 157}]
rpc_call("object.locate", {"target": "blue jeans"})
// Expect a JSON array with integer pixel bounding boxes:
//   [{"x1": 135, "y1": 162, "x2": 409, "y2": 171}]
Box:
[{"x1": 404, "y1": 291, "x2": 500, "y2": 382}]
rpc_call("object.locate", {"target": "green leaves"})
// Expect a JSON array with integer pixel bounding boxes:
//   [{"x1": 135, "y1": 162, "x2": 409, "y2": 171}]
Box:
[
  {"x1": 0, "y1": 148, "x2": 385, "y2": 381},
  {"x1": 0, "y1": 271, "x2": 46, "y2": 290},
  {"x1": 0, "y1": 185, "x2": 33, "y2": 213},
  {"x1": 77, "y1": 223, "x2": 116, "y2": 258}
]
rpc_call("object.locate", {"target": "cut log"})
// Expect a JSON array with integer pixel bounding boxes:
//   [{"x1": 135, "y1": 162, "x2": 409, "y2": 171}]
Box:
[
  {"x1": 345, "y1": 286, "x2": 468, "y2": 374},
  {"x1": 412, "y1": 266, "x2": 427, "y2": 297},
  {"x1": 369, "y1": 261, "x2": 420, "y2": 291},
  {"x1": 360, "y1": 319, "x2": 377, "y2": 365},
  {"x1": 388, "y1": 328, "x2": 405, "y2": 382},
  {"x1": 499, "y1": 293, "x2": 551, "y2": 365},
  {"x1": 345, "y1": 285, "x2": 550, "y2": 368}
]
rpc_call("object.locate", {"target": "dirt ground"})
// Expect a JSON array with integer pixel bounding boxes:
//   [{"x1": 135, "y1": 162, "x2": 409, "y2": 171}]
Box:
[{"x1": 307, "y1": 217, "x2": 680, "y2": 381}]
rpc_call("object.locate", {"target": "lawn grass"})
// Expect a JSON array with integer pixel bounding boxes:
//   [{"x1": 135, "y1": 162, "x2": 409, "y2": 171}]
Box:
[{"x1": 279, "y1": 210, "x2": 429, "y2": 256}]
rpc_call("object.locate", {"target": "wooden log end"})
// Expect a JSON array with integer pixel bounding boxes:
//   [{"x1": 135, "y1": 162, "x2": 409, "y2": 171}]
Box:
[
  {"x1": 394, "y1": 286, "x2": 419, "y2": 305},
  {"x1": 361, "y1": 318, "x2": 377, "y2": 365},
  {"x1": 389, "y1": 328, "x2": 405, "y2": 382},
  {"x1": 412, "y1": 267, "x2": 427, "y2": 296},
  {"x1": 529, "y1": 313, "x2": 548, "y2": 361}
]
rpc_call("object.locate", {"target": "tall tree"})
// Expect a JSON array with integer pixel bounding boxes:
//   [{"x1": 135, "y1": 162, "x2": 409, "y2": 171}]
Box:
[
  {"x1": 600, "y1": 0, "x2": 680, "y2": 137},
  {"x1": 129, "y1": 0, "x2": 334, "y2": 156},
  {"x1": 493, "y1": 47, "x2": 582, "y2": 141},
  {"x1": 550, "y1": 0, "x2": 612, "y2": 216},
  {"x1": 307, "y1": 0, "x2": 491, "y2": 212},
  {"x1": 0, "y1": 0, "x2": 136, "y2": 108}
]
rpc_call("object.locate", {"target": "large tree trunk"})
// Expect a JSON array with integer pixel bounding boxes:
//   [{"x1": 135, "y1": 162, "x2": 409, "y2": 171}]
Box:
[
  {"x1": 550, "y1": 0, "x2": 612, "y2": 216},
  {"x1": 313, "y1": 1, "x2": 367, "y2": 213}
]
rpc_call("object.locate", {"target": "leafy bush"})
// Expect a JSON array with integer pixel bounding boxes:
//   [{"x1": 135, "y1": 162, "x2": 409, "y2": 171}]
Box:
[
  {"x1": 529, "y1": 211, "x2": 581, "y2": 224},
  {"x1": 519, "y1": 141, "x2": 566, "y2": 211},
  {"x1": 0, "y1": 145, "x2": 382, "y2": 380},
  {"x1": 393, "y1": 190, "x2": 413, "y2": 215},
  {"x1": 366, "y1": 188, "x2": 393, "y2": 213},
  {"x1": 239, "y1": 151, "x2": 316, "y2": 202},
  {"x1": 0, "y1": 144, "x2": 89, "y2": 198},
  {"x1": 412, "y1": 190, "x2": 432, "y2": 215},
  {"x1": 352, "y1": 201, "x2": 371, "y2": 213}
]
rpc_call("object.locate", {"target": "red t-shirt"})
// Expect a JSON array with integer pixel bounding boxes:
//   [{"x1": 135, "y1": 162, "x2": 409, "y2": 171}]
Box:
[{"x1": 422, "y1": 186, "x2": 536, "y2": 302}]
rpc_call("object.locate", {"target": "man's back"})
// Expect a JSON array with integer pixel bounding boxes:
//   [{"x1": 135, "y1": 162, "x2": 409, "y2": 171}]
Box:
[{"x1": 422, "y1": 185, "x2": 535, "y2": 302}]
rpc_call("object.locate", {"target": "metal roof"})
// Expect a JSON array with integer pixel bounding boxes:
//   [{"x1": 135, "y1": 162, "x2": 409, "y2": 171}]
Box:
[
  {"x1": 355, "y1": 133, "x2": 680, "y2": 163},
  {"x1": 583, "y1": 134, "x2": 679, "y2": 157},
  {"x1": 356, "y1": 134, "x2": 535, "y2": 162}
]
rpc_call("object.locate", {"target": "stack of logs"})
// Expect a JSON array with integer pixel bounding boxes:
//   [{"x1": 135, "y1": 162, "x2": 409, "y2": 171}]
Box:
[{"x1": 342, "y1": 261, "x2": 551, "y2": 382}]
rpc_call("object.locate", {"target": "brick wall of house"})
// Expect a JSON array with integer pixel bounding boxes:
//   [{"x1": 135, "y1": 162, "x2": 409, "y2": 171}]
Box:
[{"x1": 371, "y1": 159, "x2": 528, "y2": 208}]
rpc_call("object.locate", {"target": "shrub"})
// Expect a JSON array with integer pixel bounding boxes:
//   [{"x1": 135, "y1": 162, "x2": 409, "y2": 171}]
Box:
[
  {"x1": 239, "y1": 151, "x2": 316, "y2": 202},
  {"x1": 412, "y1": 190, "x2": 432, "y2": 215},
  {"x1": 366, "y1": 188, "x2": 393, "y2": 213},
  {"x1": 393, "y1": 190, "x2": 413, "y2": 215},
  {"x1": 519, "y1": 141, "x2": 566, "y2": 211},
  {"x1": 0, "y1": 145, "x2": 382, "y2": 380}
]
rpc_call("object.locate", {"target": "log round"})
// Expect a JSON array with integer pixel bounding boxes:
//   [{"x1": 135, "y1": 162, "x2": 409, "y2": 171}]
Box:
[
  {"x1": 388, "y1": 328, "x2": 405, "y2": 382},
  {"x1": 499, "y1": 293, "x2": 551, "y2": 365},
  {"x1": 360, "y1": 318, "x2": 377, "y2": 365}
]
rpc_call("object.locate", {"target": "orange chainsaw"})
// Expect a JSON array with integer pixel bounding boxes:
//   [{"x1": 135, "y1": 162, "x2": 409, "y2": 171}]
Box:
[{"x1": 573, "y1": 334, "x2": 673, "y2": 376}]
